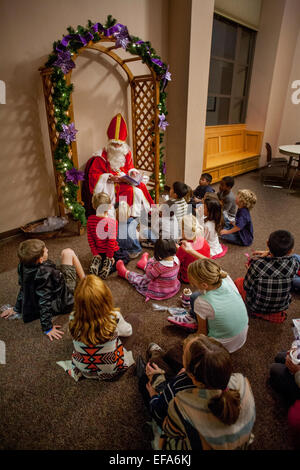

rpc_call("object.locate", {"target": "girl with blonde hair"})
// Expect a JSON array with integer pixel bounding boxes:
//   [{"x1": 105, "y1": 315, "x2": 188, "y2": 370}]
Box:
[
  {"x1": 220, "y1": 189, "x2": 257, "y2": 246},
  {"x1": 159, "y1": 334, "x2": 255, "y2": 450},
  {"x1": 168, "y1": 258, "x2": 248, "y2": 353},
  {"x1": 67, "y1": 275, "x2": 134, "y2": 381},
  {"x1": 176, "y1": 214, "x2": 210, "y2": 283}
]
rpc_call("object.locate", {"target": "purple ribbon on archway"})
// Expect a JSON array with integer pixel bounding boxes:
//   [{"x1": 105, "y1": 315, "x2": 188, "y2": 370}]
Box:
[
  {"x1": 151, "y1": 58, "x2": 164, "y2": 68},
  {"x1": 79, "y1": 31, "x2": 94, "y2": 46},
  {"x1": 105, "y1": 23, "x2": 130, "y2": 49},
  {"x1": 57, "y1": 32, "x2": 94, "y2": 51},
  {"x1": 105, "y1": 23, "x2": 126, "y2": 36},
  {"x1": 92, "y1": 22, "x2": 105, "y2": 33}
]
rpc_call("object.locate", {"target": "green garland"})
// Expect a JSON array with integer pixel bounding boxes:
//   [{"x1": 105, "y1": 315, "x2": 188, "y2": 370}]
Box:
[{"x1": 45, "y1": 15, "x2": 170, "y2": 225}]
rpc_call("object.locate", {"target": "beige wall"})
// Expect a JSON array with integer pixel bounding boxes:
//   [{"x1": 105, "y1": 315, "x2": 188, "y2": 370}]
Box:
[
  {"x1": 0, "y1": 0, "x2": 168, "y2": 232},
  {"x1": 166, "y1": 0, "x2": 214, "y2": 189},
  {"x1": 165, "y1": 0, "x2": 192, "y2": 186},
  {"x1": 215, "y1": 0, "x2": 262, "y2": 29},
  {"x1": 262, "y1": 0, "x2": 300, "y2": 158},
  {"x1": 184, "y1": 0, "x2": 214, "y2": 189},
  {"x1": 246, "y1": 0, "x2": 300, "y2": 164},
  {"x1": 278, "y1": 30, "x2": 300, "y2": 146}
]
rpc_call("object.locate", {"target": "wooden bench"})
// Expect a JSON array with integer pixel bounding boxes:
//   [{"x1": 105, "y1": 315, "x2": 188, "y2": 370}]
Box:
[{"x1": 203, "y1": 124, "x2": 263, "y2": 183}]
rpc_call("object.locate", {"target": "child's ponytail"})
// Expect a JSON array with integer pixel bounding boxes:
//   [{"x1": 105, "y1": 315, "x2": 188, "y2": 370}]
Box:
[
  {"x1": 208, "y1": 388, "x2": 241, "y2": 425},
  {"x1": 188, "y1": 258, "x2": 227, "y2": 289},
  {"x1": 183, "y1": 334, "x2": 241, "y2": 425}
]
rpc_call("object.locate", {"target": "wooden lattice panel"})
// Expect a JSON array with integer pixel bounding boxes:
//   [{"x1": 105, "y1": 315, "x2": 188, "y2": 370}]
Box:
[
  {"x1": 40, "y1": 68, "x2": 66, "y2": 216},
  {"x1": 131, "y1": 77, "x2": 156, "y2": 173},
  {"x1": 41, "y1": 70, "x2": 59, "y2": 154}
]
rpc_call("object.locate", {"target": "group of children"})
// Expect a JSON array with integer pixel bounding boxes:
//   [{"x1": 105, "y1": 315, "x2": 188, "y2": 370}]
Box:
[{"x1": 1, "y1": 171, "x2": 300, "y2": 448}]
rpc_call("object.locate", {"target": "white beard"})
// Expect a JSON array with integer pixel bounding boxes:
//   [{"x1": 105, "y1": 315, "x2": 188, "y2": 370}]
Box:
[{"x1": 107, "y1": 142, "x2": 130, "y2": 171}]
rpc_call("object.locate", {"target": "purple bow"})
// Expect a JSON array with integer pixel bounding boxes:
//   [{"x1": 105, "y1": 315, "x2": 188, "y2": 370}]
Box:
[
  {"x1": 65, "y1": 167, "x2": 85, "y2": 185},
  {"x1": 59, "y1": 123, "x2": 78, "y2": 145}
]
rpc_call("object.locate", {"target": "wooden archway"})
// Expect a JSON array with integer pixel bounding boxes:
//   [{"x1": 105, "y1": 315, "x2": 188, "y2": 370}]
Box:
[{"x1": 39, "y1": 35, "x2": 161, "y2": 229}]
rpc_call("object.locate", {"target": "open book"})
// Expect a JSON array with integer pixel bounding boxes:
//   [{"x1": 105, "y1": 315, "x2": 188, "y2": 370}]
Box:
[{"x1": 121, "y1": 172, "x2": 143, "y2": 186}]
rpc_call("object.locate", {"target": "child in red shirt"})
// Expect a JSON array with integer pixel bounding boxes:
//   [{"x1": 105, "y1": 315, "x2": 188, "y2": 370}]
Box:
[{"x1": 87, "y1": 192, "x2": 121, "y2": 279}]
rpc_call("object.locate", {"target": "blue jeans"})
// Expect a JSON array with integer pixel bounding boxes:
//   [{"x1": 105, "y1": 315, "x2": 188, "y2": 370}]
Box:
[
  {"x1": 292, "y1": 254, "x2": 300, "y2": 291},
  {"x1": 117, "y1": 218, "x2": 142, "y2": 254},
  {"x1": 220, "y1": 231, "x2": 244, "y2": 246}
]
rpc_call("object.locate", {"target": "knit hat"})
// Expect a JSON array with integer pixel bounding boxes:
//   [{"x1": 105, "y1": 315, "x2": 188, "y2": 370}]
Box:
[{"x1": 107, "y1": 113, "x2": 128, "y2": 143}]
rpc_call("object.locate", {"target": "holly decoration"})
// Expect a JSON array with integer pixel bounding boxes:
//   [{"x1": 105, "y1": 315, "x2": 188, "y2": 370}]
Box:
[{"x1": 45, "y1": 15, "x2": 171, "y2": 224}]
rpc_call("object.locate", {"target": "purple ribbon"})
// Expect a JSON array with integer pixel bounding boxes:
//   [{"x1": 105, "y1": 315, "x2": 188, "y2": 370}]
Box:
[
  {"x1": 92, "y1": 22, "x2": 105, "y2": 33},
  {"x1": 151, "y1": 58, "x2": 164, "y2": 68},
  {"x1": 79, "y1": 31, "x2": 94, "y2": 45},
  {"x1": 105, "y1": 23, "x2": 126, "y2": 36},
  {"x1": 61, "y1": 34, "x2": 75, "y2": 47},
  {"x1": 162, "y1": 65, "x2": 171, "y2": 90},
  {"x1": 56, "y1": 32, "x2": 94, "y2": 53}
]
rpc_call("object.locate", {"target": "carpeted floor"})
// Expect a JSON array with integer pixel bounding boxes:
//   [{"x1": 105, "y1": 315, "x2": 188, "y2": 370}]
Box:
[{"x1": 0, "y1": 168, "x2": 300, "y2": 451}]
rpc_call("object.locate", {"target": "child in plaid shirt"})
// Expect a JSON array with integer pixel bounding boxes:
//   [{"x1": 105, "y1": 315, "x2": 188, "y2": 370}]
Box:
[{"x1": 234, "y1": 230, "x2": 300, "y2": 323}]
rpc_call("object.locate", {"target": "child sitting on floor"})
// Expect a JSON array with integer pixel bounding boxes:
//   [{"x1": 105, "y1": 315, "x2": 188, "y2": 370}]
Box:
[
  {"x1": 87, "y1": 192, "x2": 129, "y2": 279},
  {"x1": 0, "y1": 239, "x2": 85, "y2": 341},
  {"x1": 220, "y1": 189, "x2": 257, "y2": 246},
  {"x1": 167, "y1": 181, "x2": 189, "y2": 223},
  {"x1": 168, "y1": 257, "x2": 249, "y2": 354},
  {"x1": 176, "y1": 214, "x2": 210, "y2": 283},
  {"x1": 234, "y1": 230, "x2": 300, "y2": 323},
  {"x1": 66, "y1": 275, "x2": 134, "y2": 381},
  {"x1": 192, "y1": 172, "x2": 215, "y2": 202},
  {"x1": 217, "y1": 176, "x2": 237, "y2": 225},
  {"x1": 269, "y1": 339, "x2": 300, "y2": 406},
  {"x1": 140, "y1": 203, "x2": 179, "y2": 246},
  {"x1": 203, "y1": 196, "x2": 228, "y2": 259},
  {"x1": 115, "y1": 200, "x2": 142, "y2": 259},
  {"x1": 116, "y1": 239, "x2": 181, "y2": 302}
]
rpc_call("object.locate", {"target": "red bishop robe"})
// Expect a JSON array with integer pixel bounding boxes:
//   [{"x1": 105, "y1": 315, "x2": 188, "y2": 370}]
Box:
[{"x1": 88, "y1": 149, "x2": 154, "y2": 208}]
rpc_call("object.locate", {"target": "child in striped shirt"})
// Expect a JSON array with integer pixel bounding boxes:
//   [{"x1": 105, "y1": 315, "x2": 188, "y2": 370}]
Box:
[
  {"x1": 116, "y1": 239, "x2": 181, "y2": 302},
  {"x1": 167, "y1": 181, "x2": 189, "y2": 223}
]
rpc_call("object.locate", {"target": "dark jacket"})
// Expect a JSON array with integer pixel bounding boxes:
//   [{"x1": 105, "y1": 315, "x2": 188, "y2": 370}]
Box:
[{"x1": 14, "y1": 260, "x2": 74, "y2": 333}]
